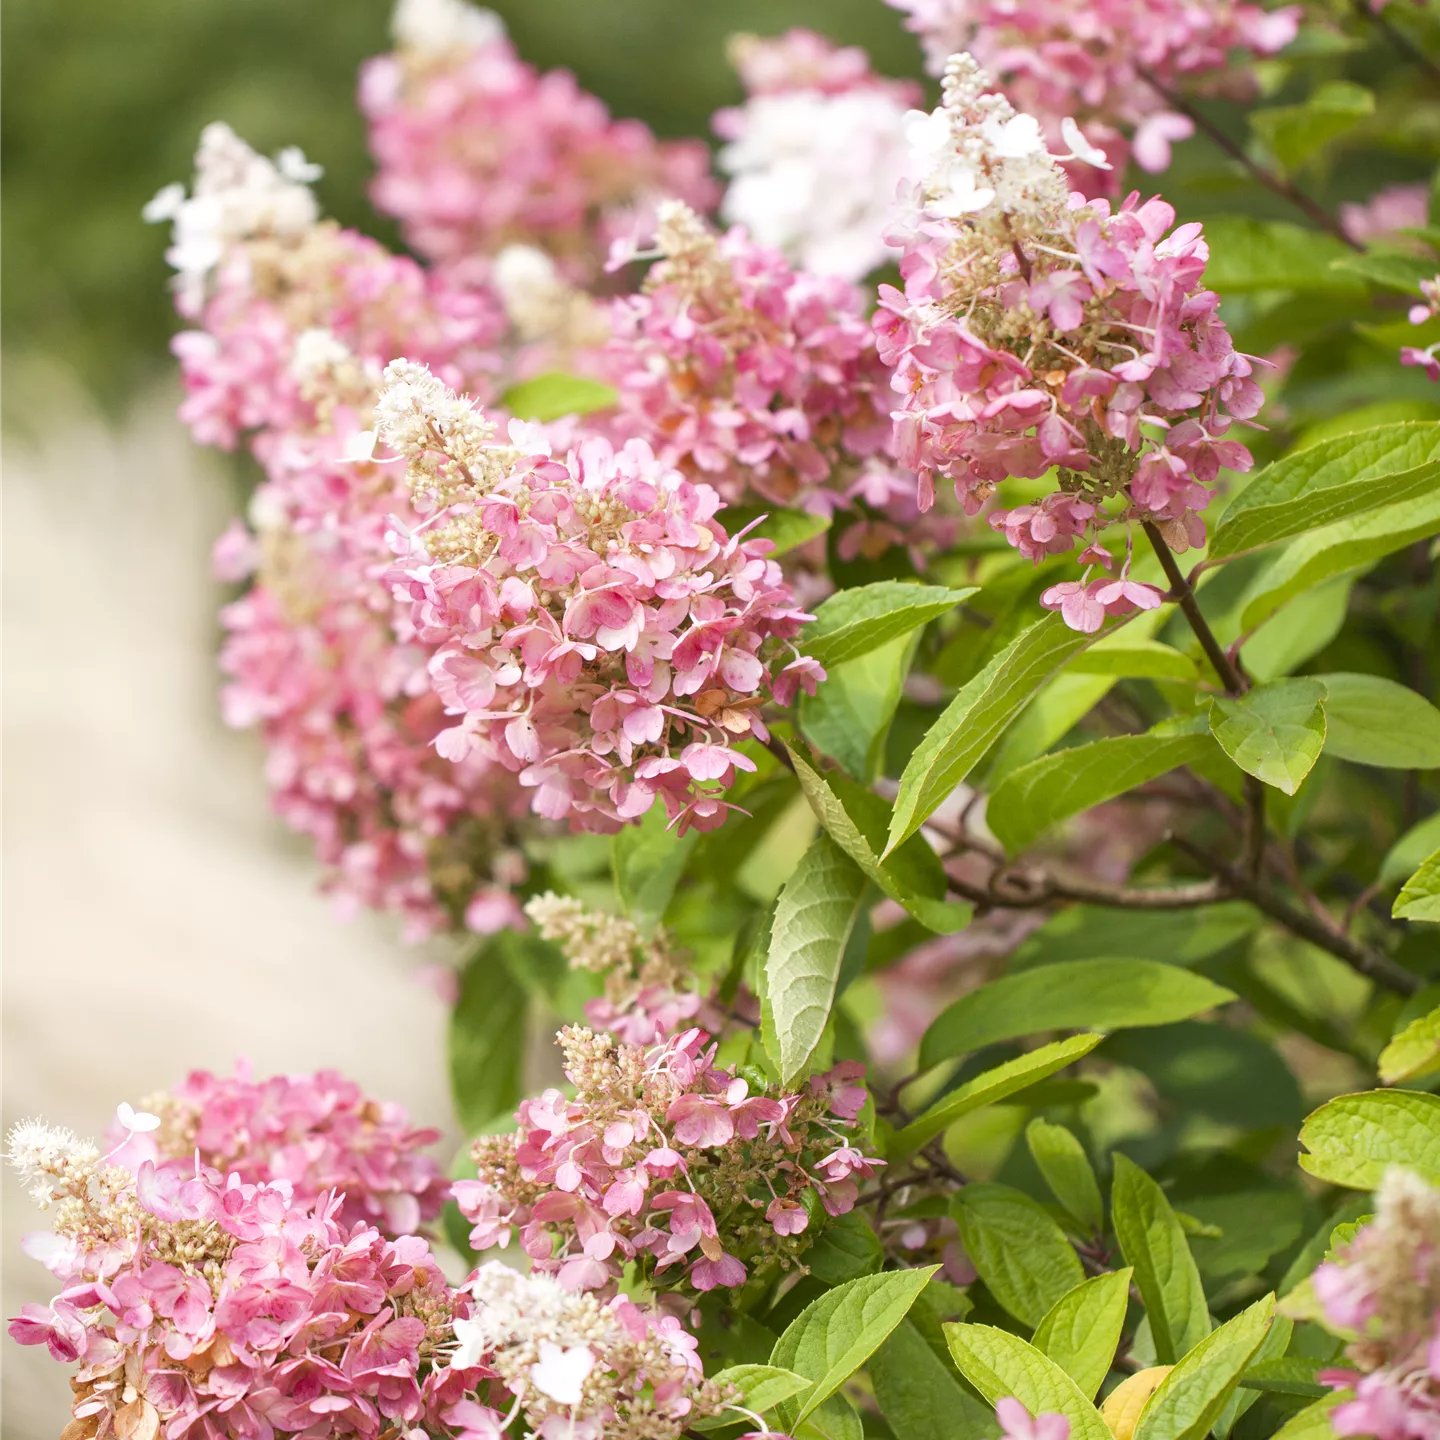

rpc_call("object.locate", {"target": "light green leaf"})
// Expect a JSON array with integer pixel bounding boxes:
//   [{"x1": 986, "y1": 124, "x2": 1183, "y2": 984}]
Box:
[
  {"x1": 872, "y1": 1320, "x2": 999, "y2": 1440},
  {"x1": 1236, "y1": 487, "x2": 1440, "y2": 632},
  {"x1": 1239, "y1": 1356, "x2": 1327, "y2": 1398},
  {"x1": 1380, "y1": 813, "x2": 1440, "y2": 887},
  {"x1": 612, "y1": 803, "x2": 697, "y2": 932},
  {"x1": 723, "y1": 505, "x2": 832, "y2": 557},
  {"x1": 766, "y1": 833, "x2": 869, "y2": 1085},
  {"x1": 770, "y1": 1265, "x2": 941, "y2": 1425},
  {"x1": 919, "y1": 960, "x2": 1235, "y2": 1070},
  {"x1": 989, "y1": 730, "x2": 1216, "y2": 855},
  {"x1": 891, "y1": 1035, "x2": 1103, "y2": 1159},
  {"x1": 887, "y1": 615, "x2": 1094, "y2": 855},
  {"x1": 449, "y1": 939, "x2": 530, "y2": 1134},
  {"x1": 1298, "y1": 1088, "x2": 1440, "y2": 1187},
  {"x1": 1210, "y1": 422, "x2": 1440, "y2": 561},
  {"x1": 1209, "y1": 679, "x2": 1326, "y2": 795},
  {"x1": 1202, "y1": 217, "x2": 1362, "y2": 296},
  {"x1": 1011, "y1": 904, "x2": 1258, "y2": 968},
  {"x1": 1068, "y1": 639, "x2": 1199, "y2": 682},
  {"x1": 500, "y1": 369, "x2": 618, "y2": 421},
  {"x1": 1331, "y1": 251, "x2": 1437, "y2": 295},
  {"x1": 944, "y1": 1324, "x2": 1113, "y2": 1440},
  {"x1": 1033, "y1": 1270, "x2": 1132, "y2": 1401},
  {"x1": 986, "y1": 673, "x2": 1119, "y2": 785},
  {"x1": 952, "y1": 1183, "x2": 1086, "y2": 1327},
  {"x1": 1250, "y1": 81, "x2": 1373, "y2": 171},
  {"x1": 1215, "y1": 1315, "x2": 1293, "y2": 1438},
  {"x1": 1026, "y1": 1119, "x2": 1105, "y2": 1233},
  {"x1": 1111, "y1": 1154, "x2": 1211, "y2": 1365},
  {"x1": 1271, "y1": 1392, "x2": 1348, "y2": 1440},
  {"x1": 1313, "y1": 672, "x2": 1440, "y2": 769},
  {"x1": 800, "y1": 631, "x2": 915, "y2": 780},
  {"x1": 1243, "y1": 576, "x2": 1354, "y2": 683},
  {"x1": 805, "y1": 581, "x2": 977, "y2": 670},
  {"x1": 1396, "y1": 849, "x2": 1440, "y2": 923},
  {"x1": 804, "y1": 1210, "x2": 883, "y2": 1284},
  {"x1": 692, "y1": 1366, "x2": 813, "y2": 1430},
  {"x1": 789, "y1": 744, "x2": 971, "y2": 934},
  {"x1": 1133, "y1": 1295, "x2": 1275, "y2": 1440}
]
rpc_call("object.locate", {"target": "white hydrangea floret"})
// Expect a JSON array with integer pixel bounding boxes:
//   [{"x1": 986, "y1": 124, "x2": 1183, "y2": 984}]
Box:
[{"x1": 392, "y1": 0, "x2": 506, "y2": 54}]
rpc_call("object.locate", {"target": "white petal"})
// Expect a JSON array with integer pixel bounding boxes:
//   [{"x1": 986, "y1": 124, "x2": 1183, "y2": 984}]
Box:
[
  {"x1": 1061, "y1": 117, "x2": 1112, "y2": 169},
  {"x1": 117, "y1": 1102, "x2": 160, "y2": 1133},
  {"x1": 142, "y1": 183, "x2": 186, "y2": 224}
]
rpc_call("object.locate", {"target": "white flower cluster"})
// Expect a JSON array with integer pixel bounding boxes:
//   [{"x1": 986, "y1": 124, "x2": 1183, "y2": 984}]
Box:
[
  {"x1": 718, "y1": 86, "x2": 915, "y2": 280},
  {"x1": 903, "y1": 53, "x2": 1108, "y2": 229},
  {"x1": 368, "y1": 358, "x2": 500, "y2": 480},
  {"x1": 143, "y1": 122, "x2": 321, "y2": 313},
  {"x1": 4, "y1": 1120, "x2": 98, "y2": 1207},
  {"x1": 392, "y1": 0, "x2": 506, "y2": 55}
]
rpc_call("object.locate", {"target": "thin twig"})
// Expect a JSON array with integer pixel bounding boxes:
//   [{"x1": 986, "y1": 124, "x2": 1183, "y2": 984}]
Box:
[
  {"x1": 1143, "y1": 522, "x2": 1249, "y2": 694},
  {"x1": 1169, "y1": 834, "x2": 1420, "y2": 995},
  {"x1": 1135, "y1": 69, "x2": 1362, "y2": 252}
]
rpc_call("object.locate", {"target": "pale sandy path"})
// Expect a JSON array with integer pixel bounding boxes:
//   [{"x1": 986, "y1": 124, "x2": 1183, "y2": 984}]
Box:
[{"x1": 2, "y1": 374, "x2": 458, "y2": 1438}]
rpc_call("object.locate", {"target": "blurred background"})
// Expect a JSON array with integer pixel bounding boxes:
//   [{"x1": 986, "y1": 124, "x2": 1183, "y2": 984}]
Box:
[{"x1": 3, "y1": 1, "x2": 1436, "y2": 1435}]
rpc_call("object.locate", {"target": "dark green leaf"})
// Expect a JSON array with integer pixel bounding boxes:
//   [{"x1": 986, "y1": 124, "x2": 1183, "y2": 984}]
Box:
[
  {"x1": 801, "y1": 632, "x2": 916, "y2": 780},
  {"x1": 1249, "y1": 81, "x2": 1373, "y2": 171},
  {"x1": 612, "y1": 802, "x2": 697, "y2": 932},
  {"x1": 1201, "y1": 218, "x2": 1362, "y2": 296},
  {"x1": 805, "y1": 1210, "x2": 884, "y2": 1284},
  {"x1": 871, "y1": 1320, "x2": 999, "y2": 1440},
  {"x1": 449, "y1": 940, "x2": 530, "y2": 1134},
  {"x1": 1314, "y1": 672, "x2": 1440, "y2": 769}
]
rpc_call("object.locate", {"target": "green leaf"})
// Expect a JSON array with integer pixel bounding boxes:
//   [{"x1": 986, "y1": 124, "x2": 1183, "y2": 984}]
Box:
[
  {"x1": 1331, "y1": 251, "x2": 1437, "y2": 295},
  {"x1": 612, "y1": 803, "x2": 698, "y2": 932},
  {"x1": 887, "y1": 615, "x2": 1094, "y2": 854},
  {"x1": 692, "y1": 1366, "x2": 812, "y2": 1430},
  {"x1": 1209, "y1": 679, "x2": 1326, "y2": 795},
  {"x1": 944, "y1": 1324, "x2": 1114, "y2": 1440},
  {"x1": 1249, "y1": 81, "x2": 1373, "y2": 171},
  {"x1": 1239, "y1": 1357, "x2": 1328, "y2": 1398},
  {"x1": 1011, "y1": 905, "x2": 1257, "y2": 968},
  {"x1": 1236, "y1": 488, "x2": 1440, "y2": 632},
  {"x1": 989, "y1": 730, "x2": 1216, "y2": 855},
  {"x1": 1033, "y1": 1270, "x2": 1132, "y2": 1401},
  {"x1": 1133, "y1": 1295, "x2": 1275, "y2": 1440},
  {"x1": 1111, "y1": 1154, "x2": 1211, "y2": 1365},
  {"x1": 1243, "y1": 576, "x2": 1354, "y2": 683},
  {"x1": 871, "y1": 1320, "x2": 999, "y2": 1440},
  {"x1": 891, "y1": 1035, "x2": 1104, "y2": 1159},
  {"x1": 919, "y1": 960, "x2": 1235, "y2": 1070},
  {"x1": 1396, "y1": 849, "x2": 1440, "y2": 923},
  {"x1": 449, "y1": 939, "x2": 530, "y2": 1134},
  {"x1": 1201, "y1": 217, "x2": 1362, "y2": 296},
  {"x1": 952, "y1": 1183, "x2": 1086, "y2": 1327},
  {"x1": 804, "y1": 1210, "x2": 884, "y2": 1284},
  {"x1": 1393, "y1": 1001, "x2": 1440, "y2": 1079},
  {"x1": 1271, "y1": 1393, "x2": 1349, "y2": 1440},
  {"x1": 1026, "y1": 1119, "x2": 1105, "y2": 1233},
  {"x1": 796, "y1": 1394, "x2": 863, "y2": 1440},
  {"x1": 765, "y1": 833, "x2": 869, "y2": 1085},
  {"x1": 1068, "y1": 639, "x2": 1199, "y2": 682},
  {"x1": 1380, "y1": 813, "x2": 1440, "y2": 887},
  {"x1": 789, "y1": 743, "x2": 971, "y2": 934},
  {"x1": 1209, "y1": 422, "x2": 1440, "y2": 561},
  {"x1": 800, "y1": 631, "x2": 915, "y2": 780},
  {"x1": 1215, "y1": 1316, "x2": 1293, "y2": 1439},
  {"x1": 1298, "y1": 1088, "x2": 1440, "y2": 1187},
  {"x1": 985, "y1": 673, "x2": 1121, "y2": 786},
  {"x1": 499, "y1": 369, "x2": 618, "y2": 421},
  {"x1": 723, "y1": 505, "x2": 832, "y2": 557},
  {"x1": 770, "y1": 1265, "x2": 941, "y2": 1425},
  {"x1": 1310, "y1": 672, "x2": 1440, "y2": 769},
  {"x1": 804, "y1": 581, "x2": 978, "y2": 670}
]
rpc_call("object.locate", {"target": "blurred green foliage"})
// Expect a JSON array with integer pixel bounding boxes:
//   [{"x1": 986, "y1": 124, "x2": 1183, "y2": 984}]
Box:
[{"x1": 0, "y1": 0, "x2": 923, "y2": 406}]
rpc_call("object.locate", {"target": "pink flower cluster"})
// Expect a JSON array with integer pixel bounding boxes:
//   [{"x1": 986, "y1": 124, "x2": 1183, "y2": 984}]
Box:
[
  {"x1": 606, "y1": 203, "x2": 900, "y2": 515},
  {"x1": 12, "y1": 1162, "x2": 477, "y2": 1440},
  {"x1": 1313, "y1": 1167, "x2": 1440, "y2": 1440},
  {"x1": 456, "y1": 1025, "x2": 880, "y2": 1298},
  {"x1": 108, "y1": 1064, "x2": 446, "y2": 1238},
  {"x1": 1401, "y1": 276, "x2": 1440, "y2": 383},
  {"x1": 884, "y1": 0, "x2": 1298, "y2": 182},
  {"x1": 359, "y1": 1, "x2": 716, "y2": 278},
  {"x1": 877, "y1": 56, "x2": 1264, "y2": 630},
  {"x1": 380, "y1": 363, "x2": 823, "y2": 833},
  {"x1": 154, "y1": 124, "x2": 535, "y2": 938}
]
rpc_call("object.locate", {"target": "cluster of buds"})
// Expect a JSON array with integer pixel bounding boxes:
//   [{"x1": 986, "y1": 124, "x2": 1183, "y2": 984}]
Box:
[
  {"x1": 6, "y1": 1117, "x2": 476, "y2": 1440},
  {"x1": 449, "y1": 1262, "x2": 729, "y2": 1440},
  {"x1": 106, "y1": 1064, "x2": 446, "y2": 1238},
  {"x1": 524, "y1": 892, "x2": 715, "y2": 1045},
  {"x1": 149, "y1": 122, "x2": 537, "y2": 939},
  {"x1": 456, "y1": 1025, "x2": 880, "y2": 1297},
  {"x1": 877, "y1": 55, "x2": 1265, "y2": 631},
  {"x1": 883, "y1": 0, "x2": 1298, "y2": 183},
  {"x1": 358, "y1": 0, "x2": 716, "y2": 277},
  {"x1": 1312, "y1": 1167, "x2": 1440, "y2": 1439},
  {"x1": 605, "y1": 202, "x2": 902, "y2": 519},
  {"x1": 376, "y1": 360, "x2": 824, "y2": 834},
  {"x1": 713, "y1": 30, "x2": 921, "y2": 282}
]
